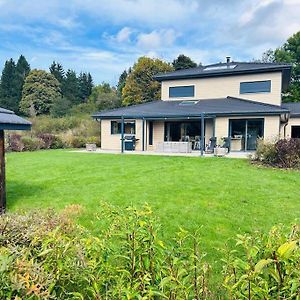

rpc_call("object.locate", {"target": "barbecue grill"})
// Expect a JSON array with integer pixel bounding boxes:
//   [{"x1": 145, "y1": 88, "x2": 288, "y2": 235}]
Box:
[{"x1": 124, "y1": 135, "x2": 138, "y2": 151}]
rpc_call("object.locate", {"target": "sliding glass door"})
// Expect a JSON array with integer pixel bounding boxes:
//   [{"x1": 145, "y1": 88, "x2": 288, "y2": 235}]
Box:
[{"x1": 229, "y1": 118, "x2": 264, "y2": 151}]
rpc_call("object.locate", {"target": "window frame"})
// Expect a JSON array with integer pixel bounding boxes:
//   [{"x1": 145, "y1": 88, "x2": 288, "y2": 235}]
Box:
[
  {"x1": 169, "y1": 85, "x2": 195, "y2": 98},
  {"x1": 240, "y1": 80, "x2": 271, "y2": 94},
  {"x1": 111, "y1": 120, "x2": 136, "y2": 135}
]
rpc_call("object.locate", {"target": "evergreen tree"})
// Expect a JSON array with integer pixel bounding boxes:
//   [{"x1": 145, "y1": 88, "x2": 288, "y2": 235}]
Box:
[
  {"x1": 87, "y1": 73, "x2": 93, "y2": 96},
  {"x1": 63, "y1": 69, "x2": 80, "y2": 105},
  {"x1": 49, "y1": 61, "x2": 65, "y2": 84},
  {"x1": 78, "y1": 72, "x2": 92, "y2": 103},
  {"x1": 0, "y1": 58, "x2": 18, "y2": 111},
  {"x1": 15, "y1": 55, "x2": 30, "y2": 112},
  {"x1": 172, "y1": 54, "x2": 198, "y2": 70},
  {"x1": 117, "y1": 69, "x2": 128, "y2": 98}
]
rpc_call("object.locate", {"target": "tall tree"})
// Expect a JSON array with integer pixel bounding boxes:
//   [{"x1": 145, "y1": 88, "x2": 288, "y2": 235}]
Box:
[
  {"x1": 63, "y1": 69, "x2": 80, "y2": 105},
  {"x1": 15, "y1": 55, "x2": 30, "y2": 112},
  {"x1": 0, "y1": 59, "x2": 18, "y2": 111},
  {"x1": 89, "y1": 83, "x2": 121, "y2": 111},
  {"x1": 122, "y1": 57, "x2": 173, "y2": 106},
  {"x1": 274, "y1": 31, "x2": 300, "y2": 102},
  {"x1": 78, "y1": 72, "x2": 93, "y2": 103},
  {"x1": 19, "y1": 69, "x2": 61, "y2": 116},
  {"x1": 49, "y1": 61, "x2": 65, "y2": 84},
  {"x1": 117, "y1": 69, "x2": 128, "y2": 98},
  {"x1": 172, "y1": 54, "x2": 198, "y2": 70}
]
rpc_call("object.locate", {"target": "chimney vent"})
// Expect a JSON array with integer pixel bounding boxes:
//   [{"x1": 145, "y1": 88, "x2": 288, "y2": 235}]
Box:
[{"x1": 226, "y1": 56, "x2": 231, "y2": 64}]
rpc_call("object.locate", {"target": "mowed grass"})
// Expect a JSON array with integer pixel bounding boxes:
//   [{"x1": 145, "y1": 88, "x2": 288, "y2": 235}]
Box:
[{"x1": 6, "y1": 150, "x2": 300, "y2": 266}]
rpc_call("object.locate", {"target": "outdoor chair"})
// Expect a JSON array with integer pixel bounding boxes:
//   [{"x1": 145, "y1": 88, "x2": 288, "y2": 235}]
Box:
[
  {"x1": 193, "y1": 136, "x2": 201, "y2": 150},
  {"x1": 205, "y1": 137, "x2": 217, "y2": 153}
]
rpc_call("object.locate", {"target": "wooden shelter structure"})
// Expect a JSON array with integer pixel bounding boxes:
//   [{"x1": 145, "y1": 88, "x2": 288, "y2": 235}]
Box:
[{"x1": 0, "y1": 107, "x2": 31, "y2": 213}]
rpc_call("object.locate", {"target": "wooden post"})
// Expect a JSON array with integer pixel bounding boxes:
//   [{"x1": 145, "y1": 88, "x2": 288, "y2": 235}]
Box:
[{"x1": 0, "y1": 130, "x2": 6, "y2": 214}]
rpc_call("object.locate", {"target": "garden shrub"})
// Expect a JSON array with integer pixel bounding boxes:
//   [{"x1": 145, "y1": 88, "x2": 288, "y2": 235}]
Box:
[
  {"x1": 223, "y1": 224, "x2": 300, "y2": 299},
  {"x1": 275, "y1": 138, "x2": 300, "y2": 168},
  {"x1": 21, "y1": 136, "x2": 45, "y2": 151},
  {"x1": 37, "y1": 133, "x2": 65, "y2": 149},
  {"x1": 6, "y1": 133, "x2": 24, "y2": 152},
  {"x1": 0, "y1": 204, "x2": 211, "y2": 299},
  {"x1": 1, "y1": 204, "x2": 300, "y2": 299},
  {"x1": 254, "y1": 138, "x2": 300, "y2": 169}
]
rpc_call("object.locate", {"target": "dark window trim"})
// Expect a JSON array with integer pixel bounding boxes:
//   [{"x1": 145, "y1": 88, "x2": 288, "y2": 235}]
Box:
[
  {"x1": 111, "y1": 120, "x2": 136, "y2": 135},
  {"x1": 240, "y1": 80, "x2": 271, "y2": 94},
  {"x1": 169, "y1": 85, "x2": 195, "y2": 98}
]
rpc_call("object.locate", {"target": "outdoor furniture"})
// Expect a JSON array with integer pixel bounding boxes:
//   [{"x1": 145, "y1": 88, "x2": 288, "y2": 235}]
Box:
[
  {"x1": 86, "y1": 143, "x2": 97, "y2": 151},
  {"x1": 156, "y1": 142, "x2": 192, "y2": 153},
  {"x1": 214, "y1": 147, "x2": 227, "y2": 157},
  {"x1": 205, "y1": 137, "x2": 217, "y2": 153},
  {"x1": 193, "y1": 136, "x2": 201, "y2": 150}
]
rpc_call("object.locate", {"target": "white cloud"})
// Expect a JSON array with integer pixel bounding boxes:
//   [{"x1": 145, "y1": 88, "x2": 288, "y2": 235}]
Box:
[
  {"x1": 115, "y1": 27, "x2": 133, "y2": 43},
  {"x1": 137, "y1": 29, "x2": 177, "y2": 50}
]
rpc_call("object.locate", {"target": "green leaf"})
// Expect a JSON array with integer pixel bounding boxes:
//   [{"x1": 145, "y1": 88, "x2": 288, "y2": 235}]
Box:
[
  {"x1": 254, "y1": 259, "x2": 273, "y2": 273},
  {"x1": 277, "y1": 241, "x2": 298, "y2": 259},
  {"x1": 38, "y1": 248, "x2": 53, "y2": 257}
]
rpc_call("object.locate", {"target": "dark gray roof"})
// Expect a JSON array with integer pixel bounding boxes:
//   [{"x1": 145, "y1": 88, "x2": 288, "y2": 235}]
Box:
[
  {"x1": 154, "y1": 62, "x2": 292, "y2": 90},
  {"x1": 0, "y1": 108, "x2": 31, "y2": 130},
  {"x1": 93, "y1": 97, "x2": 288, "y2": 120},
  {"x1": 282, "y1": 102, "x2": 300, "y2": 117}
]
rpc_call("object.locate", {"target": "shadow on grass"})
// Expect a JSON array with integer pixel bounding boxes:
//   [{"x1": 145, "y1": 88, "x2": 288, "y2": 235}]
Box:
[{"x1": 6, "y1": 180, "x2": 46, "y2": 210}]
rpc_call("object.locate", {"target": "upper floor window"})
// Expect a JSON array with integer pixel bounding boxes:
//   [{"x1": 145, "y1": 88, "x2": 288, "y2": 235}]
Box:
[
  {"x1": 240, "y1": 80, "x2": 271, "y2": 94},
  {"x1": 169, "y1": 85, "x2": 195, "y2": 98},
  {"x1": 111, "y1": 121, "x2": 135, "y2": 134}
]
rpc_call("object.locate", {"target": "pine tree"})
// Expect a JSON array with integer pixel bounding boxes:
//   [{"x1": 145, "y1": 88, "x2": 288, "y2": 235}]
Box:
[
  {"x1": 0, "y1": 58, "x2": 18, "y2": 111},
  {"x1": 117, "y1": 69, "x2": 128, "y2": 97},
  {"x1": 15, "y1": 55, "x2": 30, "y2": 112},
  {"x1": 49, "y1": 61, "x2": 65, "y2": 84},
  {"x1": 63, "y1": 69, "x2": 80, "y2": 105},
  {"x1": 87, "y1": 73, "x2": 93, "y2": 96}
]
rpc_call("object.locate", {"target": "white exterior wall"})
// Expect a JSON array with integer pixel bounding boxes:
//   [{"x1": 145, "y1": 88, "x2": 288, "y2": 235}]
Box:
[{"x1": 161, "y1": 72, "x2": 282, "y2": 105}]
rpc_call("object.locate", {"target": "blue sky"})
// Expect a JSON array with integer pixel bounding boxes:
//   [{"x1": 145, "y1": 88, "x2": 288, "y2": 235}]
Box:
[{"x1": 0, "y1": 0, "x2": 299, "y2": 85}]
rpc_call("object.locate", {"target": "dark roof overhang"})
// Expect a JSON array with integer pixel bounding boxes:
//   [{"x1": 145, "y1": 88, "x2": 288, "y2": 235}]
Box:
[{"x1": 0, "y1": 108, "x2": 31, "y2": 131}]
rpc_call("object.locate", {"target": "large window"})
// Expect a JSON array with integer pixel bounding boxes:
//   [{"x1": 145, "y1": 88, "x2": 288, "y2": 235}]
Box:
[
  {"x1": 169, "y1": 86, "x2": 195, "y2": 98},
  {"x1": 230, "y1": 118, "x2": 264, "y2": 151},
  {"x1": 240, "y1": 80, "x2": 271, "y2": 94},
  {"x1": 111, "y1": 121, "x2": 136, "y2": 134}
]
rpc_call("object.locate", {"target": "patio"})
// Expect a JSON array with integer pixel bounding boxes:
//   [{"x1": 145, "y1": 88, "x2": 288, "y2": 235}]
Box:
[{"x1": 74, "y1": 148, "x2": 253, "y2": 159}]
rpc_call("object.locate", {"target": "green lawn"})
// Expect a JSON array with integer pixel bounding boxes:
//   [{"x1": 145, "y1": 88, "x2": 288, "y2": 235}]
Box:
[{"x1": 6, "y1": 150, "x2": 300, "y2": 266}]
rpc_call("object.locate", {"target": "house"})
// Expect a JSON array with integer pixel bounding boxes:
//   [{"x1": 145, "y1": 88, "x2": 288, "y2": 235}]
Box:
[{"x1": 92, "y1": 57, "x2": 300, "y2": 154}]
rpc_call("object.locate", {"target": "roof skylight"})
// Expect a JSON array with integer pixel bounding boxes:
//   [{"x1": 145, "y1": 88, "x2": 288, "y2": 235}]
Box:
[
  {"x1": 179, "y1": 100, "x2": 199, "y2": 106},
  {"x1": 204, "y1": 65, "x2": 237, "y2": 71}
]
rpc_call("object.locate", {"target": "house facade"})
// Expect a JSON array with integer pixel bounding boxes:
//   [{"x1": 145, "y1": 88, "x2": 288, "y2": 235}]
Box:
[{"x1": 93, "y1": 58, "x2": 300, "y2": 154}]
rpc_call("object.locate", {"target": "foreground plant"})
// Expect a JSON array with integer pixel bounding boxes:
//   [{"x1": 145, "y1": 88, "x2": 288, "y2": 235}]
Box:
[
  {"x1": 0, "y1": 204, "x2": 211, "y2": 299},
  {"x1": 222, "y1": 224, "x2": 300, "y2": 299}
]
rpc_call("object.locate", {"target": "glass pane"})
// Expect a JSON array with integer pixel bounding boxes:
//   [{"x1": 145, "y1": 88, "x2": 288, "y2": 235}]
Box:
[
  {"x1": 169, "y1": 86, "x2": 194, "y2": 97},
  {"x1": 247, "y1": 119, "x2": 264, "y2": 150},
  {"x1": 240, "y1": 80, "x2": 271, "y2": 94}
]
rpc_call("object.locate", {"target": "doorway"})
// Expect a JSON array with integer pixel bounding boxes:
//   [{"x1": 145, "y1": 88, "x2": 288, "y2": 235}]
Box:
[
  {"x1": 229, "y1": 118, "x2": 264, "y2": 151},
  {"x1": 291, "y1": 126, "x2": 300, "y2": 138}
]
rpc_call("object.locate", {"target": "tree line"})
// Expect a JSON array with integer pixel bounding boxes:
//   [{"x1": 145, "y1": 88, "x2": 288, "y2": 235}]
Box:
[{"x1": 0, "y1": 31, "x2": 299, "y2": 118}]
